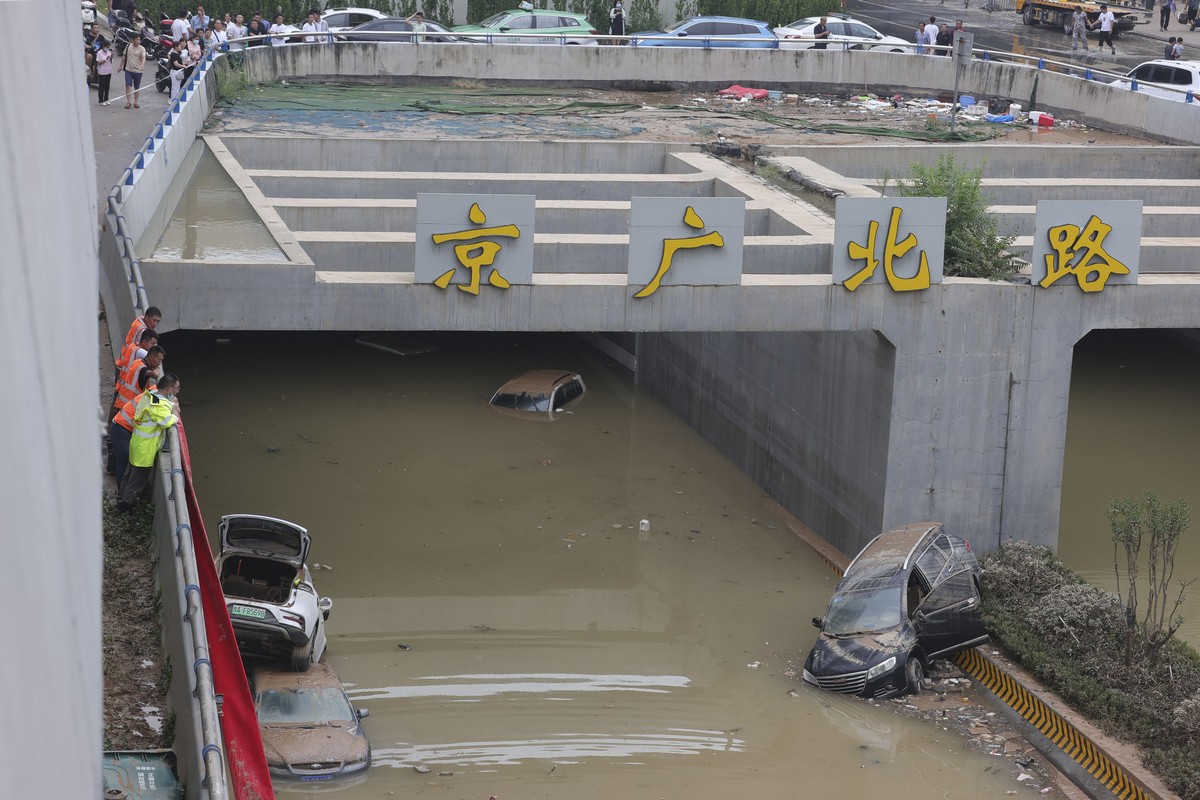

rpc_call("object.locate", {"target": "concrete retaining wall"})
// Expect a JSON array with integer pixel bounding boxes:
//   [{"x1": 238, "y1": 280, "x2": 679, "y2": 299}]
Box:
[
  {"x1": 638, "y1": 331, "x2": 894, "y2": 556},
  {"x1": 239, "y1": 43, "x2": 1200, "y2": 144}
]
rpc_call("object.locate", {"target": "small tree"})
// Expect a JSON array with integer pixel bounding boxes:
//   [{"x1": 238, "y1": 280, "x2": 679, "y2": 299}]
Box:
[
  {"x1": 628, "y1": 0, "x2": 662, "y2": 33},
  {"x1": 894, "y1": 154, "x2": 1018, "y2": 281},
  {"x1": 1109, "y1": 492, "x2": 1194, "y2": 664}
]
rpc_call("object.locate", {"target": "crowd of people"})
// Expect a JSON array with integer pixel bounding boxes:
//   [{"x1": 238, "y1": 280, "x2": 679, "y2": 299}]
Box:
[
  {"x1": 913, "y1": 15, "x2": 966, "y2": 55},
  {"x1": 107, "y1": 307, "x2": 181, "y2": 515}
]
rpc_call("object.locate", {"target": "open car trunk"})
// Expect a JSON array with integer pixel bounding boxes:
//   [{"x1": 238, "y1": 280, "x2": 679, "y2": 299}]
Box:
[{"x1": 221, "y1": 555, "x2": 298, "y2": 604}]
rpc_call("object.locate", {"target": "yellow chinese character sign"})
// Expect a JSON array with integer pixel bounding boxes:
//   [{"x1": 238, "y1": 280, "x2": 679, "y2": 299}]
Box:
[
  {"x1": 833, "y1": 198, "x2": 947, "y2": 292},
  {"x1": 627, "y1": 197, "x2": 745, "y2": 298},
  {"x1": 415, "y1": 193, "x2": 535, "y2": 294},
  {"x1": 1031, "y1": 201, "x2": 1140, "y2": 292}
]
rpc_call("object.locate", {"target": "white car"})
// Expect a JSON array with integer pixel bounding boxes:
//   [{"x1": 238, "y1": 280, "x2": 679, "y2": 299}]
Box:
[
  {"x1": 775, "y1": 14, "x2": 912, "y2": 52},
  {"x1": 321, "y1": 6, "x2": 391, "y2": 34},
  {"x1": 1110, "y1": 59, "x2": 1200, "y2": 103},
  {"x1": 217, "y1": 514, "x2": 333, "y2": 671}
]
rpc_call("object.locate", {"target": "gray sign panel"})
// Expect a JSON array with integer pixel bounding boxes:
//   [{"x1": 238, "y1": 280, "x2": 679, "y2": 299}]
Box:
[
  {"x1": 627, "y1": 197, "x2": 745, "y2": 298},
  {"x1": 1031, "y1": 200, "x2": 1140, "y2": 291},
  {"x1": 415, "y1": 193, "x2": 536, "y2": 293},
  {"x1": 832, "y1": 197, "x2": 947, "y2": 292}
]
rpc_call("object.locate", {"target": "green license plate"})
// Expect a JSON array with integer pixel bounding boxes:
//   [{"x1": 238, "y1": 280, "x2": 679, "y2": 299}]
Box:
[{"x1": 230, "y1": 604, "x2": 267, "y2": 620}]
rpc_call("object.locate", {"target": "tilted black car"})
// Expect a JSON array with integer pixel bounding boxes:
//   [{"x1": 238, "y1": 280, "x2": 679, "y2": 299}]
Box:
[{"x1": 803, "y1": 522, "x2": 989, "y2": 699}]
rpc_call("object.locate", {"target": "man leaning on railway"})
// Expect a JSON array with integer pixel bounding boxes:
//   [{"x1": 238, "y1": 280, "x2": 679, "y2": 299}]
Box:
[
  {"x1": 117, "y1": 374, "x2": 180, "y2": 514},
  {"x1": 119, "y1": 305, "x2": 162, "y2": 370},
  {"x1": 1071, "y1": 6, "x2": 1089, "y2": 51}
]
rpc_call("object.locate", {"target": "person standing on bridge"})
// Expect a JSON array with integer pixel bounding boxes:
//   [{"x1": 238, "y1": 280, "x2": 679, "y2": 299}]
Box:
[
  {"x1": 119, "y1": 307, "x2": 162, "y2": 370},
  {"x1": 813, "y1": 16, "x2": 830, "y2": 49},
  {"x1": 117, "y1": 374, "x2": 180, "y2": 514},
  {"x1": 1070, "y1": 7, "x2": 1089, "y2": 51},
  {"x1": 1093, "y1": 4, "x2": 1116, "y2": 55},
  {"x1": 109, "y1": 374, "x2": 156, "y2": 485},
  {"x1": 914, "y1": 21, "x2": 926, "y2": 53}
]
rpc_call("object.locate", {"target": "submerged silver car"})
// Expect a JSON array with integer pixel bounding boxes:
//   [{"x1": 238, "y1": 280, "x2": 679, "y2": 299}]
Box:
[
  {"x1": 803, "y1": 522, "x2": 989, "y2": 699},
  {"x1": 489, "y1": 369, "x2": 586, "y2": 421}
]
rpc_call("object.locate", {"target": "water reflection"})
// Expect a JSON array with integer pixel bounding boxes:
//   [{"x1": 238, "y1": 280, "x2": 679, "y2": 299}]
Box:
[{"x1": 166, "y1": 330, "x2": 1039, "y2": 799}]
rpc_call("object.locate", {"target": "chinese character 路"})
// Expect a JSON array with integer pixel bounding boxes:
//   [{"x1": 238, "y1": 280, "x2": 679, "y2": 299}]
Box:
[
  {"x1": 844, "y1": 206, "x2": 931, "y2": 292},
  {"x1": 633, "y1": 205, "x2": 724, "y2": 299},
  {"x1": 431, "y1": 202, "x2": 520, "y2": 295},
  {"x1": 1041, "y1": 215, "x2": 1129, "y2": 293}
]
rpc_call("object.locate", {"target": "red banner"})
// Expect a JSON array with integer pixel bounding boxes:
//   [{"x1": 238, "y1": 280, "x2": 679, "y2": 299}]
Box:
[{"x1": 177, "y1": 424, "x2": 276, "y2": 800}]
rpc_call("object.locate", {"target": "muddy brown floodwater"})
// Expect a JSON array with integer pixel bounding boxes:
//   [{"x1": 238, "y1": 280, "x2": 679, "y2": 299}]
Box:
[{"x1": 166, "y1": 330, "x2": 1050, "y2": 799}]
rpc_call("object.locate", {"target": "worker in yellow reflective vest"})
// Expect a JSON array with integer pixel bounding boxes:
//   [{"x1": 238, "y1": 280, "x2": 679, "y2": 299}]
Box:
[
  {"x1": 119, "y1": 306, "x2": 162, "y2": 368},
  {"x1": 117, "y1": 374, "x2": 180, "y2": 514},
  {"x1": 109, "y1": 374, "x2": 158, "y2": 486}
]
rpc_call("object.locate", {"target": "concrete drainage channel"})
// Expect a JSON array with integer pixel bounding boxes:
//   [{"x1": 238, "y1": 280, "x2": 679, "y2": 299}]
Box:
[{"x1": 777, "y1": 509, "x2": 1167, "y2": 800}]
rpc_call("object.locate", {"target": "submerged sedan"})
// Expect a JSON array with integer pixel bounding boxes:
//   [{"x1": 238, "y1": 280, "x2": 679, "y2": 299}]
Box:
[
  {"x1": 253, "y1": 663, "x2": 371, "y2": 782},
  {"x1": 803, "y1": 522, "x2": 989, "y2": 699}
]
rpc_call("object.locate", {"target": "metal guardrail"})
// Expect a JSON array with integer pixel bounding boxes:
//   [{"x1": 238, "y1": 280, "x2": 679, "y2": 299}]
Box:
[{"x1": 104, "y1": 45, "x2": 227, "y2": 800}]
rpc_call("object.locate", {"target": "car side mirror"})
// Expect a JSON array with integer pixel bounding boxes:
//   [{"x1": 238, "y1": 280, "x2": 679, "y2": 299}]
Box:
[
  {"x1": 319, "y1": 596, "x2": 333, "y2": 621},
  {"x1": 677, "y1": 31, "x2": 688, "y2": 36},
  {"x1": 498, "y1": 26, "x2": 510, "y2": 31},
  {"x1": 811, "y1": 616, "x2": 822, "y2": 629},
  {"x1": 357, "y1": 707, "x2": 369, "y2": 719}
]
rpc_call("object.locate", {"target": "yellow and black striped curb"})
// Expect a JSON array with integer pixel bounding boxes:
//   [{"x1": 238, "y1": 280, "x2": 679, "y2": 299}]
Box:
[{"x1": 954, "y1": 647, "x2": 1153, "y2": 800}]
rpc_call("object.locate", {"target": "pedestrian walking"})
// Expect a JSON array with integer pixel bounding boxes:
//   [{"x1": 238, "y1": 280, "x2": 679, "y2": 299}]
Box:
[
  {"x1": 121, "y1": 33, "x2": 147, "y2": 108},
  {"x1": 1071, "y1": 6, "x2": 1089, "y2": 51},
  {"x1": 1166, "y1": 36, "x2": 1177, "y2": 58},
  {"x1": 1092, "y1": 4, "x2": 1116, "y2": 54},
  {"x1": 1188, "y1": 0, "x2": 1198, "y2": 30},
  {"x1": 95, "y1": 37, "x2": 113, "y2": 103},
  {"x1": 117, "y1": 374, "x2": 180, "y2": 513},
  {"x1": 1160, "y1": 0, "x2": 1172, "y2": 30}
]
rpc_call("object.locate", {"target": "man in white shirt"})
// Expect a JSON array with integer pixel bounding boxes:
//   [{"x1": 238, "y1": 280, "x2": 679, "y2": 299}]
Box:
[
  {"x1": 170, "y1": 9, "x2": 192, "y2": 44},
  {"x1": 301, "y1": 9, "x2": 332, "y2": 43},
  {"x1": 226, "y1": 14, "x2": 246, "y2": 50},
  {"x1": 268, "y1": 14, "x2": 291, "y2": 46},
  {"x1": 1093, "y1": 3, "x2": 1116, "y2": 54}
]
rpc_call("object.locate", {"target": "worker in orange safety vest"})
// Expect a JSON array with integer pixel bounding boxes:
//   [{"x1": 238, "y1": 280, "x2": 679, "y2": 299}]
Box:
[
  {"x1": 118, "y1": 306, "x2": 162, "y2": 368},
  {"x1": 112, "y1": 345, "x2": 165, "y2": 419},
  {"x1": 108, "y1": 375, "x2": 157, "y2": 485}
]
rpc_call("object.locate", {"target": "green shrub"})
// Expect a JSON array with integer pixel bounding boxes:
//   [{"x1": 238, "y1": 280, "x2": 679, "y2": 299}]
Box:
[
  {"x1": 627, "y1": 0, "x2": 663, "y2": 33},
  {"x1": 981, "y1": 542, "x2": 1200, "y2": 800},
  {"x1": 893, "y1": 154, "x2": 1019, "y2": 281}
]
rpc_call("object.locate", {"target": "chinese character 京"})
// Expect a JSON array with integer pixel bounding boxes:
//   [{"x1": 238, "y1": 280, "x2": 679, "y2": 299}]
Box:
[
  {"x1": 431, "y1": 202, "x2": 520, "y2": 295},
  {"x1": 1041, "y1": 215, "x2": 1129, "y2": 292},
  {"x1": 633, "y1": 205, "x2": 725, "y2": 299},
  {"x1": 844, "y1": 206, "x2": 931, "y2": 292}
]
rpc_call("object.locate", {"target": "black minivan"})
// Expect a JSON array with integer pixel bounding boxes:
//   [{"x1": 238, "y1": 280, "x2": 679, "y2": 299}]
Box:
[{"x1": 803, "y1": 522, "x2": 989, "y2": 699}]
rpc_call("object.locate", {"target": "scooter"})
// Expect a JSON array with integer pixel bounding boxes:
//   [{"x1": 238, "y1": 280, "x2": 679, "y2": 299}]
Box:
[
  {"x1": 82, "y1": 0, "x2": 96, "y2": 29},
  {"x1": 155, "y1": 55, "x2": 171, "y2": 93}
]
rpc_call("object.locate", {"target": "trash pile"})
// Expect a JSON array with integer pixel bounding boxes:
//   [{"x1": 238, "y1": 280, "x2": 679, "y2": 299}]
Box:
[{"x1": 709, "y1": 84, "x2": 1090, "y2": 132}]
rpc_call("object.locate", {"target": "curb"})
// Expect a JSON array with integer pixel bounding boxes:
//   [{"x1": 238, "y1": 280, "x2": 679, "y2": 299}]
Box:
[{"x1": 775, "y1": 507, "x2": 1173, "y2": 800}]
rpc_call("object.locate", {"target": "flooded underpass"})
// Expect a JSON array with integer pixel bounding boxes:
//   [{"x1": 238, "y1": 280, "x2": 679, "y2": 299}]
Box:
[{"x1": 166, "y1": 330, "x2": 1035, "y2": 799}]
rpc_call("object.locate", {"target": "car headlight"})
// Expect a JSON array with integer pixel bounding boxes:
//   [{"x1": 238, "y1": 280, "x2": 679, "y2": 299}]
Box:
[
  {"x1": 866, "y1": 656, "x2": 897, "y2": 680},
  {"x1": 801, "y1": 668, "x2": 817, "y2": 685}
]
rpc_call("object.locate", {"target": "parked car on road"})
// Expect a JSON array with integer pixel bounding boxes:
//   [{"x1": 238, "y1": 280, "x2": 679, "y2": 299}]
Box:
[
  {"x1": 321, "y1": 6, "x2": 391, "y2": 33},
  {"x1": 490, "y1": 369, "x2": 586, "y2": 421},
  {"x1": 632, "y1": 16, "x2": 779, "y2": 48},
  {"x1": 217, "y1": 514, "x2": 333, "y2": 671},
  {"x1": 775, "y1": 14, "x2": 912, "y2": 52},
  {"x1": 803, "y1": 522, "x2": 989, "y2": 700},
  {"x1": 1110, "y1": 59, "x2": 1200, "y2": 103},
  {"x1": 340, "y1": 17, "x2": 471, "y2": 43},
  {"x1": 252, "y1": 662, "x2": 371, "y2": 782},
  {"x1": 453, "y1": 9, "x2": 600, "y2": 45}
]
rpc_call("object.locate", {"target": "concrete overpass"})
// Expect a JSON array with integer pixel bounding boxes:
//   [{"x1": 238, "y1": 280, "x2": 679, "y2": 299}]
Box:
[{"x1": 102, "y1": 44, "x2": 1200, "y2": 565}]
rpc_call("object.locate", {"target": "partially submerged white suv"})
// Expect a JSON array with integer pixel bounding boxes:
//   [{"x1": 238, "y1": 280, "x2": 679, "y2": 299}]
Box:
[{"x1": 218, "y1": 514, "x2": 332, "y2": 671}]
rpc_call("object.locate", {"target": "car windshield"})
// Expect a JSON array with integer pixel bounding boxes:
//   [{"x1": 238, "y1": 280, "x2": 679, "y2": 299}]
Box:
[
  {"x1": 822, "y1": 584, "x2": 904, "y2": 636},
  {"x1": 491, "y1": 391, "x2": 552, "y2": 412},
  {"x1": 257, "y1": 687, "x2": 355, "y2": 724},
  {"x1": 477, "y1": 12, "x2": 511, "y2": 27},
  {"x1": 663, "y1": 19, "x2": 690, "y2": 32}
]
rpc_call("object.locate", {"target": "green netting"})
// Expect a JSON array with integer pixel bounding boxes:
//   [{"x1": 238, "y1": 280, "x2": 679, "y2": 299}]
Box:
[{"x1": 218, "y1": 82, "x2": 1005, "y2": 141}]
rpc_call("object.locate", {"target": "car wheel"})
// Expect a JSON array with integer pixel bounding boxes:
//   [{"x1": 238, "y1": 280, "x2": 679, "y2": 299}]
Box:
[
  {"x1": 905, "y1": 654, "x2": 924, "y2": 694},
  {"x1": 290, "y1": 630, "x2": 315, "y2": 672},
  {"x1": 1022, "y1": 4, "x2": 1038, "y2": 24},
  {"x1": 1062, "y1": 15, "x2": 1073, "y2": 34}
]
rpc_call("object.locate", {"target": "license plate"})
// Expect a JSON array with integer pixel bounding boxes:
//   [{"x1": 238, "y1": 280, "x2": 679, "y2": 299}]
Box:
[
  {"x1": 300, "y1": 775, "x2": 333, "y2": 782},
  {"x1": 230, "y1": 604, "x2": 267, "y2": 620}
]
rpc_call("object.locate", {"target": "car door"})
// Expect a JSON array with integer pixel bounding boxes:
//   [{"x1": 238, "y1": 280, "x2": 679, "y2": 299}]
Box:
[
  {"x1": 910, "y1": 534, "x2": 985, "y2": 657},
  {"x1": 710, "y1": 22, "x2": 745, "y2": 47},
  {"x1": 500, "y1": 12, "x2": 534, "y2": 44},
  {"x1": 825, "y1": 21, "x2": 855, "y2": 49},
  {"x1": 846, "y1": 22, "x2": 880, "y2": 50},
  {"x1": 675, "y1": 21, "x2": 713, "y2": 46}
]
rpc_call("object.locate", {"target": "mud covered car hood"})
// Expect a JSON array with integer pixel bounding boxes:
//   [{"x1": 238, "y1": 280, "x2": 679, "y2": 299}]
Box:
[
  {"x1": 260, "y1": 721, "x2": 370, "y2": 770},
  {"x1": 806, "y1": 628, "x2": 915, "y2": 674}
]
